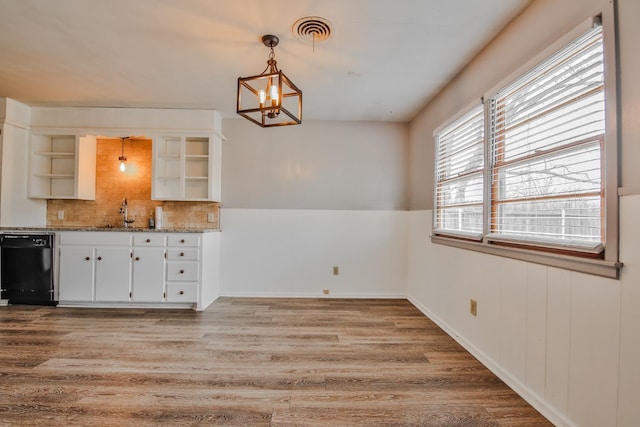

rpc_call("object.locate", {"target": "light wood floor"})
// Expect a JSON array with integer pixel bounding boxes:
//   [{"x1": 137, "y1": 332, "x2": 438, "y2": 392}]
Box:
[{"x1": 0, "y1": 298, "x2": 552, "y2": 426}]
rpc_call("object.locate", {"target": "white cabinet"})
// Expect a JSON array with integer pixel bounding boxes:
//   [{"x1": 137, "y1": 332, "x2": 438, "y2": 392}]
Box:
[
  {"x1": 57, "y1": 232, "x2": 132, "y2": 303},
  {"x1": 58, "y1": 246, "x2": 95, "y2": 301},
  {"x1": 132, "y1": 247, "x2": 165, "y2": 302},
  {"x1": 165, "y1": 234, "x2": 200, "y2": 303},
  {"x1": 57, "y1": 231, "x2": 218, "y2": 310},
  {"x1": 58, "y1": 243, "x2": 132, "y2": 302},
  {"x1": 95, "y1": 247, "x2": 132, "y2": 302},
  {"x1": 152, "y1": 135, "x2": 221, "y2": 201},
  {"x1": 28, "y1": 134, "x2": 96, "y2": 199},
  {"x1": 131, "y1": 233, "x2": 165, "y2": 302}
]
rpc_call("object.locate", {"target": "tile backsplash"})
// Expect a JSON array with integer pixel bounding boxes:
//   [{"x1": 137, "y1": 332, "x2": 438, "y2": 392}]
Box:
[{"x1": 46, "y1": 137, "x2": 220, "y2": 229}]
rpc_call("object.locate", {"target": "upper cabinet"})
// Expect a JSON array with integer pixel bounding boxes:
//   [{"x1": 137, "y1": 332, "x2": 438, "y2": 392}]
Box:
[
  {"x1": 28, "y1": 134, "x2": 96, "y2": 200},
  {"x1": 152, "y1": 135, "x2": 221, "y2": 201}
]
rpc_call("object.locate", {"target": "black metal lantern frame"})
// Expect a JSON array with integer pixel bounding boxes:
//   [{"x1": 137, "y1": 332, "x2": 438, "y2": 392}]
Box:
[{"x1": 237, "y1": 35, "x2": 302, "y2": 127}]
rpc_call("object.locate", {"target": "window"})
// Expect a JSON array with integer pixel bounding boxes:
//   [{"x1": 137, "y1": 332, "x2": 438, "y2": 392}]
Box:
[
  {"x1": 432, "y1": 18, "x2": 620, "y2": 278},
  {"x1": 434, "y1": 105, "x2": 484, "y2": 239},
  {"x1": 488, "y1": 25, "x2": 605, "y2": 253}
]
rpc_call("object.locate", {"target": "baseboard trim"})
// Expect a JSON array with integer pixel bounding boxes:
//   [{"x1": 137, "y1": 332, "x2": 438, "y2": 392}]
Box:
[
  {"x1": 57, "y1": 301, "x2": 196, "y2": 310},
  {"x1": 407, "y1": 295, "x2": 575, "y2": 427},
  {"x1": 219, "y1": 292, "x2": 407, "y2": 299}
]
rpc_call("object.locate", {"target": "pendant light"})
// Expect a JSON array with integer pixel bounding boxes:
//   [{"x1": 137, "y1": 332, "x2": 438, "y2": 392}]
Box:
[
  {"x1": 237, "y1": 35, "x2": 302, "y2": 127},
  {"x1": 118, "y1": 137, "x2": 128, "y2": 172}
]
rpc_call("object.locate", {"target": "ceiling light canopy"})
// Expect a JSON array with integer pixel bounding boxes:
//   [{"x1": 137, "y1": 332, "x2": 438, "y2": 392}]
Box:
[{"x1": 237, "y1": 34, "x2": 302, "y2": 128}]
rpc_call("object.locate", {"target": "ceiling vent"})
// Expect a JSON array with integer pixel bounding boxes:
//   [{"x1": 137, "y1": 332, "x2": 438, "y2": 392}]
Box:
[{"x1": 292, "y1": 16, "x2": 334, "y2": 45}]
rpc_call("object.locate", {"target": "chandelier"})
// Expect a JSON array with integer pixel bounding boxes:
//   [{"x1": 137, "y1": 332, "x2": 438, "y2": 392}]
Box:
[{"x1": 237, "y1": 35, "x2": 302, "y2": 127}]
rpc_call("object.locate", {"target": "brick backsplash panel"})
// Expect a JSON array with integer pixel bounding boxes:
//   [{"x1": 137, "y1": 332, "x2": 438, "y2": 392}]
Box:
[{"x1": 47, "y1": 138, "x2": 219, "y2": 229}]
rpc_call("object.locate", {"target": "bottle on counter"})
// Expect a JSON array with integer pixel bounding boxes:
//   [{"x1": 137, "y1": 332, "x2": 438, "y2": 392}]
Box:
[
  {"x1": 148, "y1": 212, "x2": 155, "y2": 229},
  {"x1": 155, "y1": 206, "x2": 163, "y2": 229}
]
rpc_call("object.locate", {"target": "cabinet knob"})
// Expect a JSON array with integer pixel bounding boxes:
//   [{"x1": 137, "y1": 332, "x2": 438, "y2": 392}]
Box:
[
  {"x1": 97, "y1": 256, "x2": 102, "y2": 261},
  {"x1": 146, "y1": 238, "x2": 151, "y2": 243},
  {"x1": 179, "y1": 269, "x2": 184, "y2": 274},
  {"x1": 135, "y1": 256, "x2": 140, "y2": 261},
  {"x1": 180, "y1": 239, "x2": 185, "y2": 243},
  {"x1": 180, "y1": 252, "x2": 185, "y2": 257},
  {"x1": 84, "y1": 256, "x2": 90, "y2": 261},
  {"x1": 179, "y1": 290, "x2": 184, "y2": 295}
]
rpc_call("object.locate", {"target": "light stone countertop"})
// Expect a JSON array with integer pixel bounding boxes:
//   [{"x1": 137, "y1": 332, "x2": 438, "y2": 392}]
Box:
[{"x1": 0, "y1": 226, "x2": 221, "y2": 233}]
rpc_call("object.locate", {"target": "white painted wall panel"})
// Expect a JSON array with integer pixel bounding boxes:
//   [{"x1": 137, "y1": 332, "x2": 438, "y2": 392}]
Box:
[
  {"x1": 525, "y1": 264, "x2": 547, "y2": 399},
  {"x1": 499, "y1": 260, "x2": 528, "y2": 382},
  {"x1": 545, "y1": 267, "x2": 571, "y2": 417},
  {"x1": 219, "y1": 209, "x2": 407, "y2": 298},
  {"x1": 617, "y1": 196, "x2": 640, "y2": 426},
  {"x1": 567, "y1": 272, "x2": 620, "y2": 427},
  {"x1": 476, "y1": 255, "x2": 502, "y2": 364}
]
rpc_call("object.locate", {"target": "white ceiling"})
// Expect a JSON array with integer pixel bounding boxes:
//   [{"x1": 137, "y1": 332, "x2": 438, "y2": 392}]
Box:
[{"x1": 0, "y1": 0, "x2": 531, "y2": 122}]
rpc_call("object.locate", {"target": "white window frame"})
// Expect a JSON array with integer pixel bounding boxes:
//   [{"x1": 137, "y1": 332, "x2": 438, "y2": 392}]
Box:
[{"x1": 431, "y1": 14, "x2": 621, "y2": 279}]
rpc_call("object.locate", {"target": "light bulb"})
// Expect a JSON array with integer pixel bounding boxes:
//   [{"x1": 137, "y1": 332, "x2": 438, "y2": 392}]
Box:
[
  {"x1": 270, "y1": 84, "x2": 278, "y2": 106},
  {"x1": 259, "y1": 89, "x2": 266, "y2": 107},
  {"x1": 119, "y1": 160, "x2": 126, "y2": 172}
]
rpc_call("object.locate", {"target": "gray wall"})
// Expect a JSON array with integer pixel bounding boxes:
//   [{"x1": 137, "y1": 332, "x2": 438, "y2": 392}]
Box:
[{"x1": 221, "y1": 119, "x2": 409, "y2": 210}]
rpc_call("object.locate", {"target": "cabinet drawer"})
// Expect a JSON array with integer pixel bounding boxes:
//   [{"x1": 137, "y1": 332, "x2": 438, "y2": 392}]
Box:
[
  {"x1": 167, "y1": 234, "x2": 200, "y2": 247},
  {"x1": 165, "y1": 283, "x2": 197, "y2": 302},
  {"x1": 166, "y1": 262, "x2": 198, "y2": 281},
  {"x1": 166, "y1": 248, "x2": 199, "y2": 261},
  {"x1": 59, "y1": 232, "x2": 131, "y2": 246},
  {"x1": 133, "y1": 233, "x2": 165, "y2": 246}
]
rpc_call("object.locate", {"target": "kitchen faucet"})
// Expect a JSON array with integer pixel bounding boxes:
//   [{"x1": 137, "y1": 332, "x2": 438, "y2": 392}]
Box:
[{"x1": 119, "y1": 198, "x2": 135, "y2": 228}]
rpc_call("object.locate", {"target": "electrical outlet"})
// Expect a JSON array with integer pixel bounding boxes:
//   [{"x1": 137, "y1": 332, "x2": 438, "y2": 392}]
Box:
[
  {"x1": 57, "y1": 210, "x2": 64, "y2": 220},
  {"x1": 332, "y1": 266, "x2": 339, "y2": 275},
  {"x1": 207, "y1": 213, "x2": 215, "y2": 223},
  {"x1": 470, "y1": 299, "x2": 478, "y2": 317},
  {"x1": 323, "y1": 289, "x2": 330, "y2": 295}
]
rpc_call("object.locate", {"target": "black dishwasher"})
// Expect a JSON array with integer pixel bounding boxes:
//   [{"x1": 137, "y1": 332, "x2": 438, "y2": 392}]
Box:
[{"x1": 0, "y1": 233, "x2": 56, "y2": 305}]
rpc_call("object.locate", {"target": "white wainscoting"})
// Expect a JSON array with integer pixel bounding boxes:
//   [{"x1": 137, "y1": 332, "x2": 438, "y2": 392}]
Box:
[
  {"x1": 218, "y1": 200, "x2": 640, "y2": 427},
  {"x1": 219, "y1": 208, "x2": 408, "y2": 298},
  {"x1": 407, "y1": 197, "x2": 640, "y2": 427}
]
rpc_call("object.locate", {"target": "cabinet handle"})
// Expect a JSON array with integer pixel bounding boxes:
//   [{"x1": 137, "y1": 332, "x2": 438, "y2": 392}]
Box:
[
  {"x1": 97, "y1": 256, "x2": 102, "y2": 261},
  {"x1": 84, "y1": 256, "x2": 90, "y2": 261},
  {"x1": 135, "y1": 257, "x2": 140, "y2": 261},
  {"x1": 179, "y1": 269, "x2": 184, "y2": 274},
  {"x1": 179, "y1": 290, "x2": 184, "y2": 295},
  {"x1": 180, "y1": 252, "x2": 185, "y2": 257},
  {"x1": 146, "y1": 238, "x2": 151, "y2": 243}
]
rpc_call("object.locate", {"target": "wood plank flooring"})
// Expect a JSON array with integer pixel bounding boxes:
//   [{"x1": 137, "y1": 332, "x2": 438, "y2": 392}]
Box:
[{"x1": 0, "y1": 298, "x2": 552, "y2": 426}]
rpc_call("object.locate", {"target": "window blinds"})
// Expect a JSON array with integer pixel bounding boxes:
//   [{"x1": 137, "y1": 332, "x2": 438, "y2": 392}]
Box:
[
  {"x1": 488, "y1": 25, "x2": 605, "y2": 251},
  {"x1": 434, "y1": 105, "x2": 484, "y2": 239}
]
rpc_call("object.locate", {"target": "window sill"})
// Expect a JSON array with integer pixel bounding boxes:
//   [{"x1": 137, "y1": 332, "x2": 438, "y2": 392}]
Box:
[{"x1": 431, "y1": 234, "x2": 622, "y2": 279}]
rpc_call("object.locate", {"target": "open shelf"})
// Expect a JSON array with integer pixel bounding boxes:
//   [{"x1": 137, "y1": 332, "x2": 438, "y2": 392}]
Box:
[{"x1": 152, "y1": 135, "x2": 219, "y2": 201}]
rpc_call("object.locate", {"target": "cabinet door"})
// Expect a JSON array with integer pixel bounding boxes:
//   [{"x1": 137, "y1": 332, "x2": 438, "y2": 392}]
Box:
[
  {"x1": 58, "y1": 246, "x2": 94, "y2": 301},
  {"x1": 132, "y1": 247, "x2": 165, "y2": 302},
  {"x1": 95, "y1": 247, "x2": 132, "y2": 302}
]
